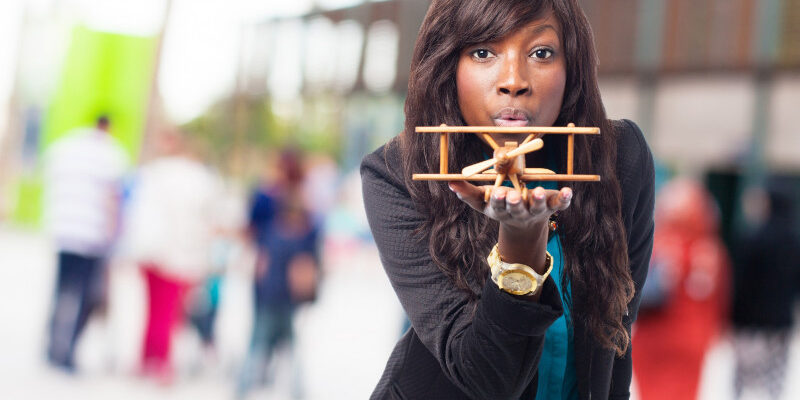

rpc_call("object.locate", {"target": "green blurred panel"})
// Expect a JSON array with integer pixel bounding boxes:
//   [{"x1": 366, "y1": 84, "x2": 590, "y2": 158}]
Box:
[
  {"x1": 12, "y1": 26, "x2": 157, "y2": 226},
  {"x1": 10, "y1": 175, "x2": 43, "y2": 227},
  {"x1": 43, "y1": 25, "x2": 157, "y2": 158}
]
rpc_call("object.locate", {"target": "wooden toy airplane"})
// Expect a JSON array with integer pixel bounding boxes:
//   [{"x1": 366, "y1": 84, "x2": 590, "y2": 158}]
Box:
[{"x1": 412, "y1": 123, "x2": 601, "y2": 201}]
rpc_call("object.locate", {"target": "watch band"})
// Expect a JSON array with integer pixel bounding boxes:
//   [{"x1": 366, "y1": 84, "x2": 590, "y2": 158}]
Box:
[{"x1": 487, "y1": 244, "x2": 554, "y2": 296}]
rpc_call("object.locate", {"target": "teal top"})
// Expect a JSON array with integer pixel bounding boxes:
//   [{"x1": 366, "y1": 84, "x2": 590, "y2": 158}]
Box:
[
  {"x1": 534, "y1": 230, "x2": 577, "y2": 399},
  {"x1": 521, "y1": 179, "x2": 578, "y2": 400},
  {"x1": 494, "y1": 151, "x2": 578, "y2": 399}
]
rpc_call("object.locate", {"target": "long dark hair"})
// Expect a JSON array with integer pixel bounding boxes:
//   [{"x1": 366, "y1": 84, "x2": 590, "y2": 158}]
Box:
[{"x1": 396, "y1": 0, "x2": 634, "y2": 356}]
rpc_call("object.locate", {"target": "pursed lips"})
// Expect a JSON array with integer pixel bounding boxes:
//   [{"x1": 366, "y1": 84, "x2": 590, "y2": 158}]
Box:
[{"x1": 492, "y1": 107, "x2": 533, "y2": 127}]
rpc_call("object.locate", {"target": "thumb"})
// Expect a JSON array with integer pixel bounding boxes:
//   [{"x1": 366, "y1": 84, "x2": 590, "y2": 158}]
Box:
[{"x1": 449, "y1": 180, "x2": 487, "y2": 211}]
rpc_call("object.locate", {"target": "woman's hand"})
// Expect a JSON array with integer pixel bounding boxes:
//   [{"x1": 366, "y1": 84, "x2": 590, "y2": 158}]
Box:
[
  {"x1": 449, "y1": 181, "x2": 572, "y2": 277},
  {"x1": 448, "y1": 181, "x2": 573, "y2": 232}
]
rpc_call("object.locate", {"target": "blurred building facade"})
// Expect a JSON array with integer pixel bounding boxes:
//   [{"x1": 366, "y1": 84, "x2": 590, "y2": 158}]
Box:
[
  {"x1": 238, "y1": 0, "x2": 800, "y2": 169},
  {"x1": 2, "y1": 0, "x2": 800, "y2": 236},
  {"x1": 237, "y1": 0, "x2": 800, "y2": 243}
]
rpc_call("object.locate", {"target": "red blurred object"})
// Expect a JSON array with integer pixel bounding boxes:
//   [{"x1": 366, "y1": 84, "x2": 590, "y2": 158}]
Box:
[
  {"x1": 633, "y1": 179, "x2": 730, "y2": 400},
  {"x1": 140, "y1": 264, "x2": 191, "y2": 384}
]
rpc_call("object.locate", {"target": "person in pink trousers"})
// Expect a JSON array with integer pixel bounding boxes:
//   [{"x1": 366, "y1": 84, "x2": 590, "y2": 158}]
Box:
[{"x1": 123, "y1": 130, "x2": 222, "y2": 382}]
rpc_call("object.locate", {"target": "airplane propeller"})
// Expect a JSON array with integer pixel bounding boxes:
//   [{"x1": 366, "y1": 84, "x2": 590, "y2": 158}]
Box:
[{"x1": 461, "y1": 138, "x2": 544, "y2": 177}]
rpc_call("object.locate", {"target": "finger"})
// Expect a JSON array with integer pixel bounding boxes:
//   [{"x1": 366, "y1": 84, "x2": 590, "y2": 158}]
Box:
[
  {"x1": 448, "y1": 181, "x2": 486, "y2": 211},
  {"x1": 546, "y1": 187, "x2": 573, "y2": 211},
  {"x1": 506, "y1": 189, "x2": 529, "y2": 219},
  {"x1": 489, "y1": 186, "x2": 512, "y2": 219},
  {"x1": 527, "y1": 186, "x2": 548, "y2": 215}
]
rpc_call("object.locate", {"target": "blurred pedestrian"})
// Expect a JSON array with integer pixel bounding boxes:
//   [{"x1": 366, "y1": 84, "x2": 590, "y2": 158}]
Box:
[
  {"x1": 633, "y1": 178, "x2": 729, "y2": 400},
  {"x1": 123, "y1": 129, "x2": 222, "y2": 383},
  {"x1": 43, "y1": 115, "x2": 127, "y2": 371},
  {"x1": 237, "y1": 149, "x2": 321, "y2": 399},
  {"x1": 731, "y1": 178, "x2": 800, "y2": 400}
]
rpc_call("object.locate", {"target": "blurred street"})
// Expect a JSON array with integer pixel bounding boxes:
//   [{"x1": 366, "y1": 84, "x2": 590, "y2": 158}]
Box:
[
  {"x1": 2, "y1": 223, "x2": 800, "y2": 399},
  {"x1": 0, "y1": 225, "x2": 404, "y2": 399}
]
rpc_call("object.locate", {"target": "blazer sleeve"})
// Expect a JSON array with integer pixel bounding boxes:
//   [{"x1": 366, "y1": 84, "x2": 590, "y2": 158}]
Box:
[
  {"x1": 361, "y1": 145, "x2": 564, "y2": 400},
  {"x1": 609, "y1": 120, "x2": 656, "y2": 399}
]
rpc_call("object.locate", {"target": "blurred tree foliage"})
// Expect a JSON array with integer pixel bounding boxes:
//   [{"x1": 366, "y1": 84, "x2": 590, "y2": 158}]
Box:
[{"x1": 182, "y1": 93, "x2": 343, "y2": 178}]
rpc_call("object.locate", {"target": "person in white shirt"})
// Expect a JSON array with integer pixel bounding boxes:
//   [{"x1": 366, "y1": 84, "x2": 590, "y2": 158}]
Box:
[
  {"x1": 42, "y1": 115, "x2": 127, "y2": 371},
  {"x1": 122, "y1": 129, "x2": 221, "y2": 382}
]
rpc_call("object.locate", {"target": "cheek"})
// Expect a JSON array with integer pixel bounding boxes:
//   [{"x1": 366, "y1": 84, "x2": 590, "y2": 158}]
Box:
[
  {"x1": 456, "y1": 69, "x2": 473, "y2": 103},
  {"x1": 554, "y1": 72, "x2": 567, "y2": 100},
  {"x1": 538, "y1": 68, "x2": 567, "y2": 116},
  {"x1": 456, "y1": 63, "x2": 486, "y2": 123}
]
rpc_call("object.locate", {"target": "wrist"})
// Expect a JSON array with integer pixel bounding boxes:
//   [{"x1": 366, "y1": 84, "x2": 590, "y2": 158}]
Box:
[{"x1": 498, "y1": 223, "x2": 549, "y2": 273}]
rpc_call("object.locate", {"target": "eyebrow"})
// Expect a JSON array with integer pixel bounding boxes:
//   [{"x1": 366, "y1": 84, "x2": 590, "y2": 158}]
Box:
[{"x1": 529, "y1": 24, "x2": 558, "y2": 36}]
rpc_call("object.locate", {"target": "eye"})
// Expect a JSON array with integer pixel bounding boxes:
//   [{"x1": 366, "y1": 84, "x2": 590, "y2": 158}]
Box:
[
  {"x1": 471, "y1": 49, "x2": 495, "y2": 60},
  {"x1": 531, "y1": 48, "x2": 553, "y2": 60}
]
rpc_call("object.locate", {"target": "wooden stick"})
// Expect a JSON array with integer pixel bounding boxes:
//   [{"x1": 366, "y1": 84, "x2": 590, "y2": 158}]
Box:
[
  {"x1": 524, "y1": 168, "x2": 556, "y2": 174},
  {"x1": 486, "y1": 174, "x2": 504, "y2": 202},
  {"x1": 440, "y1": 132, "x2": 448, "y2": 174},
  {"x1": 493, "y1": 173, "x2": 505, "y2": 188},
  {"x1": 482, "y1": 167, "x2": 554, "y2": 174},
  {"x1": 567, "y1": 123, "x2": 575, "y2": 175},
  {"x1": 509, "y1": 174, "x2": 522, "y2": 192},
  {"x1": 416, "y1": 126, "x2": 600, "y2": 134},
  {"x1": 521, "y1": 134, "x2": 535, "y2": 145},
  {"x1": 413, "y1": 173, "x2": 601, "y2": 182},
  {"x1": 482, "y1": 133, "x2": 500, "y2": 149}
]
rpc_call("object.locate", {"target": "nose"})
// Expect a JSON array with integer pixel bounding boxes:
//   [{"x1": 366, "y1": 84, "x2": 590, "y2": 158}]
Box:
[{"x1": 496, "y1": 57, "x2": 530, "y2": 97}]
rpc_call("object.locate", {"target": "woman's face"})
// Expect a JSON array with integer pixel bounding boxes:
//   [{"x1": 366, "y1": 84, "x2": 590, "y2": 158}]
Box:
[{"x1": 456, "y1": 11, "x2": 567, "y2": 148}]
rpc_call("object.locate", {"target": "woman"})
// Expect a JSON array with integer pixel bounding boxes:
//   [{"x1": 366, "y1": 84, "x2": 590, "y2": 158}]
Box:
[{"x1": 361, "y1": 0, "x2": 654, "y2": 399}]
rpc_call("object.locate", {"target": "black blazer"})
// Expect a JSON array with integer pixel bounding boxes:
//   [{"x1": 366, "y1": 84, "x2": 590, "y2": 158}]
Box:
[{"x1": 361, "y1": 120, "x2": 655, "y2": 400}]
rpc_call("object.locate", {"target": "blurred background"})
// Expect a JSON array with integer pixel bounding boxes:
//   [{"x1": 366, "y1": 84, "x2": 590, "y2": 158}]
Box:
[{"x1": 0, "y1": 0, "x2": 798, "y2": 399}]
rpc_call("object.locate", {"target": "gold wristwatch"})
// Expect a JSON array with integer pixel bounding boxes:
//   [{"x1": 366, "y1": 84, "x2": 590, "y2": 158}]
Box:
[{"x1": 487, "y1": 244, "x2": 553, "y2": 296}]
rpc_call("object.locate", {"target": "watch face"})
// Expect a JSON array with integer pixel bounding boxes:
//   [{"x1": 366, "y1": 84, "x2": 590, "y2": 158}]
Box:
[{"x1": 501, "y1": 272, "x2": 534, "y2": 293}]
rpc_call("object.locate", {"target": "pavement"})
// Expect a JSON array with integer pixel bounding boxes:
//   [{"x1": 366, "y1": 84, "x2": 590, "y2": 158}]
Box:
[{"x1": 0, "y1": 225, "x2": 798, "y2": 399}]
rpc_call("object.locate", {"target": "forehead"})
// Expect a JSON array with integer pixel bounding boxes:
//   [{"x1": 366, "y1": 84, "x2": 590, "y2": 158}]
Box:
[{"x1": 503, "y1": 11, "x2": 562, "y2": 41}]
